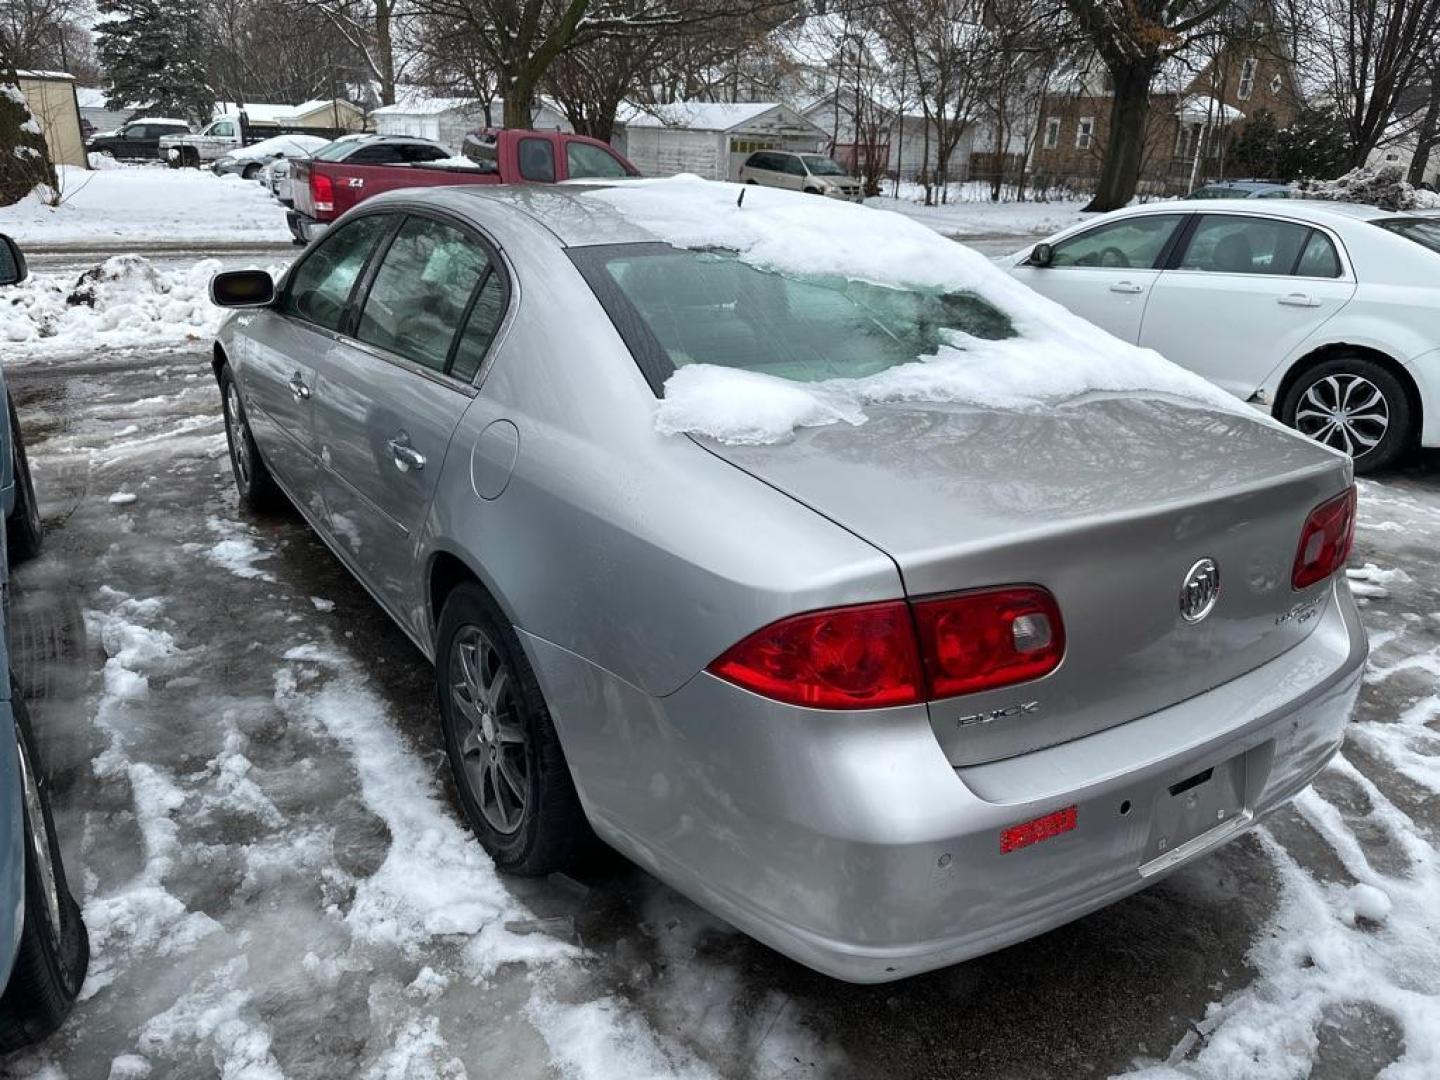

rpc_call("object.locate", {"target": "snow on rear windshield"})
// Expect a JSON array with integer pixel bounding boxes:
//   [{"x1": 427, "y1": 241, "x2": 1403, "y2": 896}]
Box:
[
  {"x1": 581, "y1": 178, "x2": 1248, "y2": 445},
  {"x1": 599, "y1": 249, "x2": 1014, "y2": 382}
]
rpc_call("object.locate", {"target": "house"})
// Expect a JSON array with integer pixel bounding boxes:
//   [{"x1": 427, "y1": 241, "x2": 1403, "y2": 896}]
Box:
[
  {"x1": 214, "y1": 99, "x2": 367, "y2": 133},
  {"x1": 1029, "y1": 31, "x2": 1299, "y2": 193},
  {"x1": 74, "y1": 86, "x2": 133, "y2": 136},
  {"x1": 372, "y1": 89, "x2": 571, "y2": 149},
  {"x1": 615, "y1": 102, "x2": 828, "y2": 180},
  {"x1": 14, "y1": 70, "x2": 87, "y2": 168}
]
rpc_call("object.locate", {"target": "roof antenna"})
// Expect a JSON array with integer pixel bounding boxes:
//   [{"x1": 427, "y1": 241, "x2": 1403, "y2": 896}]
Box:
[{"x1": 736, "y1": 187, "x2": 745, "y2": 209}]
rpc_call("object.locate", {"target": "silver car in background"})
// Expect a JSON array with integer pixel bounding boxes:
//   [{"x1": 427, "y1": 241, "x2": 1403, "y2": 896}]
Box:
[{"x1": 208, "y1": 183, "x2": 1366, "y2": 982}]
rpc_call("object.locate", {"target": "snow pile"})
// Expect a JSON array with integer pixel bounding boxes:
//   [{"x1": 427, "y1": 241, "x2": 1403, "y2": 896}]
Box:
[
  {"x1": 0, "y1": 164, "x2": 291, "y2": 244},
  {"x1": 0, "y1": 255, "x2": 265, "y2": 360},
  {"x1": 588, "y1": 179, "x2": 1243, "y2": 444},
  {"x1": 1298, "y1": 164, "x2": 1440, "y2": 212}
]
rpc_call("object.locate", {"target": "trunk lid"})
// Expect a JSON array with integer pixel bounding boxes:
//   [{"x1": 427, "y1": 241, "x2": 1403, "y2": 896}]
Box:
[{"x1": 701, "y1": 395, "x2": 1351, "y2": 765}]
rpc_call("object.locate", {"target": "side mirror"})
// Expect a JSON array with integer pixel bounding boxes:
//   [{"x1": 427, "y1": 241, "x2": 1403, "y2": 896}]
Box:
[
  {"x1": 0, "y1": 234, "x2": 27, "y2": 287},
  {"x1": 211, "y1": 269, "x2": 274, "y2": 307},
  {"x1": 1029, "y1": 242, "x2": 1054, "y2": 268}
]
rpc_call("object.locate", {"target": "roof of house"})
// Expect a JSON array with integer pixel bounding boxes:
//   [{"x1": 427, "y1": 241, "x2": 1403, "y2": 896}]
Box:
[
  {"x1": 619, "y1": 102, "x2": 789, "y2": 131},
  {"x1": 216, "y1": 99, "x2": 355, "y2": 124},
  {"x1": 15, "y1": 69, "x2": 75, "y2": 81},
  {"x1": 372, "y1": 89, "x2": 480, "y2": 117}
]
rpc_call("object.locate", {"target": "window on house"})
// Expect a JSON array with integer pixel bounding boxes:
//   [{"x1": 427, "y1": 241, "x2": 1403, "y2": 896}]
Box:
[
  {"x1": 1238, "y1": 58, "x2": 1258, "y2": 100},
  {"x1": 1076, "y1": 117, "x2": 1095, "y2": 150},
  {"x1": 1043, "y1": 117, "x2": 1060, "y2": 150}
]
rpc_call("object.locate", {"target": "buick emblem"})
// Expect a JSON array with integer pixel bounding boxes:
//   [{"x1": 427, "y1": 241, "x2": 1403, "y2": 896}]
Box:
[{"x1": 1180, "y1": 558, "x2": 1221, "y2": 624}]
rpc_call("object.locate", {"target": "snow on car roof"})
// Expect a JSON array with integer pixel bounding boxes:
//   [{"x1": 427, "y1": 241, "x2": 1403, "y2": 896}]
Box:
[
  {"x1": 128, "y1": 117, "x2": 191, "y2": 126},
  {"x1": 438, "y1": 178, "x2": 1262, "y2": 444},
  {"x1": 225, "y1": 133, "x2": 332, "y2": 160}
]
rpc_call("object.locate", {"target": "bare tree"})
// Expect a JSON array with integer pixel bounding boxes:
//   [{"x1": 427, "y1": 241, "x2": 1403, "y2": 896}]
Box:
[
  {"x1": 881, "y1": 0, "x2": 989, "y2": 204},
  {"x1": 0, "y1": 0, "x2": 90, "y2": 70},
  {"x1": 1285, "y1": 0, "x2": 1440, "y2": 167},
  {"x1": 1060, "y1": 0, "x2": 1239, "y2": 210},
  {"x1": 285, "y1": 0, "x2": 405, "y2": 104}
]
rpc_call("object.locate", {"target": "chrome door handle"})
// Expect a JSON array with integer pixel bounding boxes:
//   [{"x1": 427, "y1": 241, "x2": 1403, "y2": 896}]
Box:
[
  {"x1": 288, "y1": 373, "x2": 310, "y2": 401},
  {"x1": 1109, "y1": 281, "x2": 1144, "y2": 294},
  {"x1": 387, "y1": 434, "x2": 426, "y2": 472},
  {"x1": 1278, "y1": 293, "x2": 1322, "y2": 307}
]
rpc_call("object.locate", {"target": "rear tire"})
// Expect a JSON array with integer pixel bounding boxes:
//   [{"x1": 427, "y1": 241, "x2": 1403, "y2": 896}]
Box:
[
  {"x1": 436, "y1": 583, "x2": 592, "y2": 875},
  {"x1": 0, "y1": 693, "x2": 89, "y2": 1052},
  {"x1": 242, "y1": 163, "x2": 261, "y2": 180},
  {"x1": 1279, "y1": 355, "x2": 1413, "y2": 474},
  {"x1": 7, "y1": 393, "x2": 43, "y2": 564},
  {"x1": 219, "y1": 365, "x2": 284, "y2": 512}
]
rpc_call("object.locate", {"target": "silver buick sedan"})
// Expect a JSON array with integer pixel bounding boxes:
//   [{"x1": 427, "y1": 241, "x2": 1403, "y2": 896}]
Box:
[{"x1": 209, "y1": 180, "x2": 1367, "y2": 982}]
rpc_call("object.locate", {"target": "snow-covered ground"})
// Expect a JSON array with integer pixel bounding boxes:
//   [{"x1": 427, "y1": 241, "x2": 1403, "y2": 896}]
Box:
[
  {"x1": 0, "y1": 164, "x2": 292, "y2": 246},
  {"x1": 2, "y1": 323, "x2": 1437, "y2": 1078},
  {"x1": 866, "y1": 180, "x2": 1092, "y2": 240}
]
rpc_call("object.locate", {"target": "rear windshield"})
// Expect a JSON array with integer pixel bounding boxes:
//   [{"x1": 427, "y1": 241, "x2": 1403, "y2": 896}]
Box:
[
  {"x1": 578, "y1": 246, "x2": 1014, "y2": 386},
  {"x1": 1375, "y1": 217, "x2": 1440, "y2": 255}
]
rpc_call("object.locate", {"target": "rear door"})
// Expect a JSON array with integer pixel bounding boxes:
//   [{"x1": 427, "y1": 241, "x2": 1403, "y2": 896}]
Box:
[
  {"x1": 1010, "y1": 213, "x2": 1187, "y2": 343},
  {"x1": 311, "y1": 211, "x2": 508, "y2": 626},
  {"x1": 238, "y1": 212, "x2": 394, "y2": 511},
  {"x1": 1140, "y1": 213, "x2": 1357, "y2": 397}
]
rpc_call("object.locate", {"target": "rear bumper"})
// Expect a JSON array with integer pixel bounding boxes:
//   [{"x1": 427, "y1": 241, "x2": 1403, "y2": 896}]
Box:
[
  {"x1": 526, "y1": 577, "x2": 1367, "y2": 983},
  {"x1": 286, "y1": 210, "x2": 327, "y2": 246}
]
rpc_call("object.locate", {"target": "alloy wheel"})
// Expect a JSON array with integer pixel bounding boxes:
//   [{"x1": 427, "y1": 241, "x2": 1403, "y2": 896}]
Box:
[
  {"x1": 224, "y1": 382, "x2": 252, "y2": 492},
  {"x1": 16, "y1": 727, "x2": 63, "y2": 940},
  {"x1": 1294, "y1": 373, "x2": 1390, "y2": 459},
  {"x1": 450, "y1": 626, "x2": 528, "y2": 835}
]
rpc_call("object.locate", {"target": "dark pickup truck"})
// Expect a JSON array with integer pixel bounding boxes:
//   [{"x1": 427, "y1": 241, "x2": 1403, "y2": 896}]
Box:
[{"x1": 286, "y1": 128, "x2": 639, "y2": 244}]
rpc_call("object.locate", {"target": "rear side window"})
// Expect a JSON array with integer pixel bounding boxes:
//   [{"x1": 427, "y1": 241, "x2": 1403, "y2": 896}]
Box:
[
  {"x1": 451, "y1": 272, "x2": 508, "y2": 382},
  {"x1": 349, "y1": 145, "x2": 406, "y2": 164},
  {"x1": 355, "y1": 216, "x2": 492, "y2": 374},
  {"x1": 1179, "y1": 214, "x2": 1310, "y2": 275},
  {"x1": 401, "y1": 144, "x2": 450, "y2": 163},
  {"x1": 782, "y1": 155, "x2": 806, "y2": 176},
  {"x1": 280, "y1": 214, "x2": 391, "y2": 331},
  {"x1": 518, "y1": 138, "x2": 556, "y2": 182},
  {"x1": 1048, "y1": 214, "x2": 1184, "y2": 269},
  {"x1": 1295, "y1": 230, "x2": 1342, "y2": 277},
  {"x1": 566, "y1": 141, "x2": 629, "y2": 179}
]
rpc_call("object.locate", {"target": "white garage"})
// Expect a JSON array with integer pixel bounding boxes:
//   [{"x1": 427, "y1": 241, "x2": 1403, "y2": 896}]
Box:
[{"x1": 616, "y1": 102, "x2": 827, "y2": 181}]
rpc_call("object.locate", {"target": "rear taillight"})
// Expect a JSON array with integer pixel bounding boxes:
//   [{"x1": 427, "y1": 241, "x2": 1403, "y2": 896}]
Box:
[
  {"x1": 708, "y1": 601, "x2": 923, "y2": 710},
  {"x1": 912, "y1": 587, "x2": 1065, "y2": 698},
  {"x1": 311, "y1": 170, "x2": 334, "y2": 213},
  {"x1": 1292, "y1": 486, "x2": 1357, "y2": 590},
  {"x1": 707, "y1": 586, "x2": 1064, "y2": 710}
]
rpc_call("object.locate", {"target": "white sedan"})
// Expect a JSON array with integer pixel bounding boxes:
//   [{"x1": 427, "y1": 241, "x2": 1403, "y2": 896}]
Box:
[{"x1": 1008, "y1": 200, "x2": 1440, "y2": 472}]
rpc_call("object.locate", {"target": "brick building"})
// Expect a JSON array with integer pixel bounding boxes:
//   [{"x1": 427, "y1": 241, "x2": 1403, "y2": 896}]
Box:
[{"x1": 1029, "y1": 32, "x2": 1299, "y2": 194}]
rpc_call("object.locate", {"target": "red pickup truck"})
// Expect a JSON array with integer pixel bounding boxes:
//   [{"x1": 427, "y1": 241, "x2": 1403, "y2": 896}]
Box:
[{"x1": 286, "y1": 128, "x2": 639, "y2": 243}]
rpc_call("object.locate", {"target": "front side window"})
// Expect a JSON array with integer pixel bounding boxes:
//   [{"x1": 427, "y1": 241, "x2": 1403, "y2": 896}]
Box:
[
  {"x1": 1179, "y1": 214, "x2": 1310, "y2": 275},
  {"x1": 566, "y1": 141, "x2": 629, "y2": 179},
  {"x1": 355, "y1": 215, "x2": 492, "y2": 373},
  {"x1": 211, "y1": 121, "x2": 235, "y2": 137},
  {"x1": 518, "y1": 138, "x2": 556, "y2": 182},
  {"x1": 1048, "y1": 214, "x2": 1184, "y2": 269},
  {"x1": 783, "y1": 155, "x2": 807, "y2": 176},
  {"x1": 280, "y1": 214, "x2": 391, "y2": 331},
  {"x1": 585, "y1": 247, "x2": 1014, "y2": 385},
  {"x1": 801, "y1": 155, "x2": 845, "y2": 176}
]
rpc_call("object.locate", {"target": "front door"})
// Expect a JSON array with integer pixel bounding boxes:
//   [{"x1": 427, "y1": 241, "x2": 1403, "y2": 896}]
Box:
[
  {"x1": 241, "y1": 213, "x2": 393, "y2": 511},
  {"x1": 311, "y1": 212, "x2": 507, "y2": 631},
  {"x1": 1010, "y1": 213, "x2": 1187, "y2": 344},
  {"x1": 1140, "y1": 214, "x2": 1358, "y2": 398}
]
